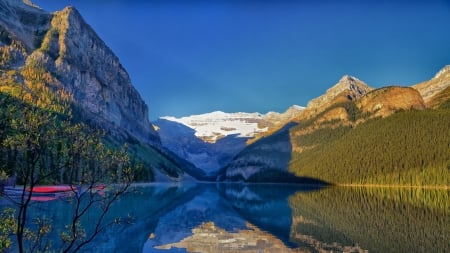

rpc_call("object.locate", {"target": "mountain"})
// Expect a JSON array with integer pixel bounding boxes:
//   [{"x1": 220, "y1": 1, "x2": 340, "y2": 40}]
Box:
[
  {"x1": 216, "y1": 75, "x2": 372, "y2": 183},
  {"x1": 301, "y1": 75, "x2": 373, "y2": 119},
  {"x1": 2, "y1": 2, "x2": 158, "y2": 143},
  {"x1": 291, "y1": 71, "x2": 450, "y2": 186},
  {"x1": 161, "y1": 106, "x2": 304, "y2": 144},
  {"x1": 155, "y1": 106, "x2": 304, "y2": 177},
  {"x1": 0, "y1": 0, "x2": 190, "y2": 181},
  {"x1": 220, "y1": 70, "x2": 449, "y2": 185}
]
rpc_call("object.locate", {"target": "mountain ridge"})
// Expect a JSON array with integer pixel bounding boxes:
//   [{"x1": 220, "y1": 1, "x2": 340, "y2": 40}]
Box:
[
  {"x1": 160, "y1": 105, "x2": 304, "y2": 144},
  {"x1": 306, "y1": 75, "x2": 373, "y2": 109},
  {"x1": 217, "y1": 67, "x2": 450, "y2": 183}
]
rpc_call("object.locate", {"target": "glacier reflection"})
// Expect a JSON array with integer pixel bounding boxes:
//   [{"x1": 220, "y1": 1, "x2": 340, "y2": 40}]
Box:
[{"x1": 143, "y1": 183, "x2": 322, "y2": 253}]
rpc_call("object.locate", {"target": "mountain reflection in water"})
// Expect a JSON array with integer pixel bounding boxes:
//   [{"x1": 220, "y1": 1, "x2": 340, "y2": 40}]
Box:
[
  {"x1": 143, "y1": 184, "x2": 449, "y2": 253},
  {"x1": 1, "y1": 183, "x2": 448, "y2": 252}
]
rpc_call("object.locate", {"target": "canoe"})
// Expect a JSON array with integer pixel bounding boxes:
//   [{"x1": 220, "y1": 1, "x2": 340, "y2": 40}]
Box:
[
  {"x1": 27, "y1": 185, "x2": 78, "y2": 193},
  {"x1": 2, "y1": 186, "x2": 77, "y2": 201}
]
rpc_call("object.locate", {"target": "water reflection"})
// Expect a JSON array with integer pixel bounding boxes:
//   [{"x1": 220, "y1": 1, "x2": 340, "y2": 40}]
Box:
[
  {"x1": 289, "y1": 187, "x2": 450, "y2": 253},
  {"x1": 154, "y1": 221, "x2": 306, "y2": 253},
  {"x1": 1, "y1": 184, "x2": 449, "y2": 253},
  {"x1": 144, "y1": 184, "x2": 449, "y2": 253}
]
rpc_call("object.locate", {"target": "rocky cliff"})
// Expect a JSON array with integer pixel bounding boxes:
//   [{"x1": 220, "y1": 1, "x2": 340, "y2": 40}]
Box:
[
  {"x1": 1, "y1": 0, "x2": 159, "y2": 144},
  {"x1": 356, "y1": 86, "x2": 425, "y2": 118}
]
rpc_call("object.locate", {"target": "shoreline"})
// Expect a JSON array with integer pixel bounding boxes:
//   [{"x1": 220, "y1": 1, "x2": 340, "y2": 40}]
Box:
[{"x1": 337, "y1": 183, "x2": 450, "y2": 190}]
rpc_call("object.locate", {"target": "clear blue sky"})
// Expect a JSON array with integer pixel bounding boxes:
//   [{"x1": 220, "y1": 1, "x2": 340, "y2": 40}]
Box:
[{"x1": 33, "y1": 0, "x2": 450, "y2": 119}]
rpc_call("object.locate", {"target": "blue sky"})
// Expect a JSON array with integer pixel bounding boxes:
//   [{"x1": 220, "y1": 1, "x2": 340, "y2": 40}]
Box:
[{"x1": 33, "y1": 0, "x2": 450, "y2": 119}]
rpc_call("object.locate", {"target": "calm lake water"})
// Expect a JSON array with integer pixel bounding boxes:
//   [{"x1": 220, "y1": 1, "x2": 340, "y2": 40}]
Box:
[{"x1": 1, "y1": 183, "x2": 449, "y2": 252}]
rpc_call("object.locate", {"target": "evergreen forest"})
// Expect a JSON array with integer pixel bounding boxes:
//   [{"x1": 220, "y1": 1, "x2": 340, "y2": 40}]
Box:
[{"x1": 290, "y1": 108, "x2": 450, "y2": 186}]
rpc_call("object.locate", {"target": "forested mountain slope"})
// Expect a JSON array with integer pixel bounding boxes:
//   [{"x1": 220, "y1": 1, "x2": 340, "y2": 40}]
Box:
[
  {"x1": 223, "y1": 70, "x2": 450, "y2": 185},
  {"x1": 289, "y1": 109, "x2": 450, "y2": 186}
]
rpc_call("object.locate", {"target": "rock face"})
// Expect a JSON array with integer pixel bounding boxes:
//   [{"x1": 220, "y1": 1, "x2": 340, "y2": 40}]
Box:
[
  {"x1": 0, "y1": 1, "x2": 47, "y2": 47},
  {"x1": 357, "y1": 86, "x2": 425, "y2": 118},
  {"x1": 413, "y1": 65, "x2": 450, "y2": 105},
  {"x1": 1, "y1": 1, "x2": 159, "y2": 144},
  {"x1": 427, "y1": 86, "x2": 450, "y2": 109},
  {"x1": 0, "y1": 0, "x2": 50, "y2": 67}
]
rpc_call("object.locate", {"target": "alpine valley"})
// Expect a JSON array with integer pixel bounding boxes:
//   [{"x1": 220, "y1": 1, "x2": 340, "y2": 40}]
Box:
[
  {"x1": 1, "y1": 0, "x2": 449, "y2": 187},
  {"x1": 157, "y1": 72, "x2": 450, "y2": 186}
]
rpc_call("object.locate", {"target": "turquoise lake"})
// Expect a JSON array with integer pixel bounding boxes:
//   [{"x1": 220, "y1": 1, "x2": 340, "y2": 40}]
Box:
[{"x1": 1, "y1": 183, "x2": 449, "y2": 252}]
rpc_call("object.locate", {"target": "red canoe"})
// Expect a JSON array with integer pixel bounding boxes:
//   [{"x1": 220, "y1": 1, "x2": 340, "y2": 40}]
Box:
[{"x1": 27, "y1": 185, "x2": 78, "y2": 193}]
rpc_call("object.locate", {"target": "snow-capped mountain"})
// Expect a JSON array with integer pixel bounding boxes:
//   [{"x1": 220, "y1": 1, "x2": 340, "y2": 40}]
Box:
[
  {"x1": 154, "y1": 106, "x2": 304, "y2": 178},
  {"x1": 161, "y1": 111, "x2": 268, "y2": 144},
  {"x1": 161, "y1": 105, "x2": 304, "y2": 144}
]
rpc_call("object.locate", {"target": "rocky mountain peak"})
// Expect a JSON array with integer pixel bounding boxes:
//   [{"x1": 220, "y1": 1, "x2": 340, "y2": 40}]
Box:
[
  {"x1": 433, "y1": 65, "x2": 450, "y2": 79},
  {"x1": 306, "y1": 75, "x2": 372, "y2": 109},
  {"x1": 340, "y1": 75, "x2": 367, "y2": 91},
  {"x1": 413, "y1": 65, "x2": 450, "y2": 105}
]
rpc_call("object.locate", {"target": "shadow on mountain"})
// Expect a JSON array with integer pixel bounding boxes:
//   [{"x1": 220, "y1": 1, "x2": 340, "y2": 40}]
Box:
[
  {"x1": 155, "y1": 118, "x2": 250, "y2": 180},
  {"x1": 217, "y1": 122, "x2": 329, "y2": 185}
]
